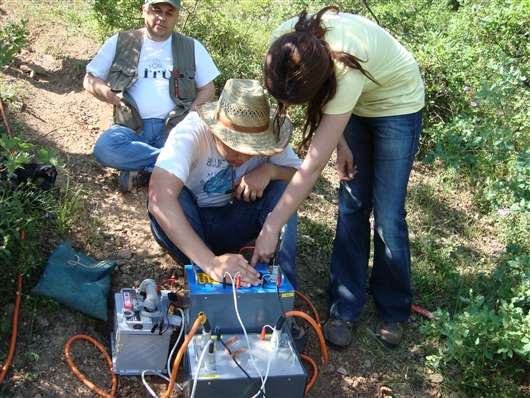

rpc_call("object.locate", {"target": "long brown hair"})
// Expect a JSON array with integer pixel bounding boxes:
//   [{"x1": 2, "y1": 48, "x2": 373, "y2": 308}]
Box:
[{"x1": 265, "y1": 6, "x2": 377, "y2": 148}]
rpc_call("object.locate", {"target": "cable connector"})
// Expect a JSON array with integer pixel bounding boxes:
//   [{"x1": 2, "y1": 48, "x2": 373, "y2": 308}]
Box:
[
  {"x1": 167, "y1": 314, "x2": 182, "y2": 328},
  {"x1": 205, "y1": 339, "x2": 216, "y2": 371},
  {"x1": 215, "y1": 326, "x2": 222, "y2": 341},
  {"x1": 203, "y1": 318, "x2": 212, "y2": 334},
  {"x1": 275, "y1": 315, "x2": 286, "y2": 331}
]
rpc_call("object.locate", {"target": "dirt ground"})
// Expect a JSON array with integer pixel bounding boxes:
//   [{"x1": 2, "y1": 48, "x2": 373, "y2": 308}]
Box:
[{"x1": 0, "y1": 2, "x2": 445, "y2": 397}]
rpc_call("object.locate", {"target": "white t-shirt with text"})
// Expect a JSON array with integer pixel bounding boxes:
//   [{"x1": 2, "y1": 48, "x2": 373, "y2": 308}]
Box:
[
  {"x1": 155, "y1": 112, "x2": 301, "y2": 207},
  {"x1": 86, "y1": 33, "x2": 219, "y2": 119}
]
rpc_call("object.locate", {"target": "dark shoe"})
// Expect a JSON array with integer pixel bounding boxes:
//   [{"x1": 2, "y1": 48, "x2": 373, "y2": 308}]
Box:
[
  {"x1": 374, "y1": 321, "x2": 403, "y2": 348},
  {"x1": 118, "y1": 170, "x2": 150, "y2": 193},
  {"x1": 323, "y1": 318, "x2": 354, "y2": 348},
  {"x1": 291, "y1": 319, "x2": 306, "y2": 352}
]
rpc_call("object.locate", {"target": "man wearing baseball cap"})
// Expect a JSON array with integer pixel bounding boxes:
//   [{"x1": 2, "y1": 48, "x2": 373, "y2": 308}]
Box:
[
  {"x1": 84, "y1": 0, "x2": 219, "y2": 192},
  {"x1": 148, "y1": 79, "x2": 300, "y2": 288}
]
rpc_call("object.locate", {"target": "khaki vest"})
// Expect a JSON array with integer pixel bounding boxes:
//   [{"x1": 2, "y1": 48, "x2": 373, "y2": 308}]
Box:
[{"x1": 107, "y1": 29, "x2": 196, "y2": 134}]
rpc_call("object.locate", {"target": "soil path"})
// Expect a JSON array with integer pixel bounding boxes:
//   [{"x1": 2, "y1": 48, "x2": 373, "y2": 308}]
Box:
[{"x1": 0, "y1": 2, "x2": 433, "y2": 397}]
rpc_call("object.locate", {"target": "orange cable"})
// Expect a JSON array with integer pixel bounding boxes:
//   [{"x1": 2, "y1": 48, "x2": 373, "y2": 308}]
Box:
[
  {"x1": 295, "y1": 290, "x2": 321, "y2": 325},
  {"x1": 300, "y1": 353, "x2": 318, "y2": 395},
  {"x1": 0, "y1": 274, "x2": 23, "y2": 384},
  {"x1": 64, "y1": 334, "x2": 117, "y2": 398},
  {"x1": 161, "y1": 312, "x2": 206, "y2": 398},
  {"x1": 284, "y1": 310, "x2": 329, "y2": 366},
  {"x1": 0, "y1": 98, "x2": 13, "y2": 139}
]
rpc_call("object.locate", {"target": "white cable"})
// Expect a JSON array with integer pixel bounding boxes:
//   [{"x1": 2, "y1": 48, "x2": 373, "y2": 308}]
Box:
[
  {"x1": 141, "y1": 307, "x2": 185, "y2": 398},
  {"x1": 167, "y1": 307, "x2": 186, "y2": 376},
  {"x1": 224, "y1": 272, "x2": 265, "y2": 391},
  {"x1": 190, "y1": 339, "x2": 212, "y2": 398},
  {"x1": 251, "y1": 327, "x2": 280, "y2": 398},
  {"x1": 141, "y1": 370, "x2": 170, "y2": 398}
]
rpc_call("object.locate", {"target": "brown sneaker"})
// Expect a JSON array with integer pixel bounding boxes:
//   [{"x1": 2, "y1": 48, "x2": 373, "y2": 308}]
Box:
[
  {"x1": 374, "y1": 321, "x2": 403, "y2": 348},
  {"x1": 323, "y1": 318, "x2": 354, "y2": 349}
]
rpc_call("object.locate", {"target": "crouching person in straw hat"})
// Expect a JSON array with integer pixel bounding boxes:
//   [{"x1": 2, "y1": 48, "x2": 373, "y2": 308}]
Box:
[{"x1": 148, "y1": 79, "x2": 300, "y2": 287}]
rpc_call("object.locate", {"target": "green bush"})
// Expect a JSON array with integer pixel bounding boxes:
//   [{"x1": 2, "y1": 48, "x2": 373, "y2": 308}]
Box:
[
  {"x1": 422, "y1": 249, "x2": 530, "y2": 397},
  {"x1": 0, "y1": 135, "x2": 65, "y2": 304},
  {"x1": 0, "y1": 19, "x2": 29, "y2": 67},
  {"x1": 389, "y1": 0, "x2": 529, "y2": 211}
]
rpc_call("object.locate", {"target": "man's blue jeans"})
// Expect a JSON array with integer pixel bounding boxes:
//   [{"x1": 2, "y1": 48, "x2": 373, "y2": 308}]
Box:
[
  {"x1": 329, "y1": 110, "x2": 422, "y2": 322},
  {"x1": 93, "y1": 119, "x2": 167, "y2": 171},
  {"x1": 149, "y1": 181, "x2": 298, "y2": 288}
]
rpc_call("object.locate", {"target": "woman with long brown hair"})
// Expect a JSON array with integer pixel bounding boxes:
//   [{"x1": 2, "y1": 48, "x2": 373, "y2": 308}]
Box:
[{"x1": 251, "y1": 6, "x2": 424, "y2": 348}]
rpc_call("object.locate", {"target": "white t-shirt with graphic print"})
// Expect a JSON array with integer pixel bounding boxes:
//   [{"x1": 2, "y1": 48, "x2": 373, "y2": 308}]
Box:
[
  {"x1": 155, "y1": 112, "x2": 302, "y2": 208},
  {"x1": 86, "y1": 33, "x2": 219, "y2": 119}
]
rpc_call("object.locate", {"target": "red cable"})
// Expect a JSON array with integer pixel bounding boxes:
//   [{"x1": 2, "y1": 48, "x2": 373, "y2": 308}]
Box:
[
  {"x1": 64, "y1": 335, "x2": 117, "y2": 398},
  {"x1": 161, "y1": 313, "x2": 206, "y2": 398},
  {"x1": 300, "y1": 353, "x2": 318, "y2": 395},
  {"x1": 0, "y1": 274, "x2": 22, "y2": 384},
  {"x1": 411, "y1": 304, "x2": 437, "y2": 320},
  {"x1": 295, "y1": 290, "x2": 322, "y2": 325},
  {"x1": 0, "y1": 98, "x2": 13, "y2": 139},
  {"x1": 238, "y1": 246, "x2": 255, "y2": 255},
  {"x1": 285, "y1": 310, "x2": 329, "y2": 366}
]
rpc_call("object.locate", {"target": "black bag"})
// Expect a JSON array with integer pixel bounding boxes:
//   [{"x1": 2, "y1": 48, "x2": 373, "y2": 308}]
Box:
[{"x1": 0, "y1": 157, "x2": 57, "y2": 190}]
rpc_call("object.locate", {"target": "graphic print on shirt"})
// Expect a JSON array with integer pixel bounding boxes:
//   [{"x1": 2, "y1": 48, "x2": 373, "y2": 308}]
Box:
[
  {"x1": 203, "y1": 166, "x2": 233, "y2": 195},
  {"x1": 142, "y1": 60, "x2": 172, "y2": 80}
]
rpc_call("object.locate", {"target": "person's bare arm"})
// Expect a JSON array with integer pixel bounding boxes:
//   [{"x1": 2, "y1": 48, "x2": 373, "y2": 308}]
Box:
[
  {"x1": 190, "y1": 81, "x2": 215, "y2": 110},
  {"x1": 251, "y1": 112, "x2": 352, "y2": 265},
  {"x1": 235, "y1": 163, "x2": 296, "y2": 202},
  {"x1": 148, "y1": 167, "x2": 260, "y2": 286},
  {"x1": 83, "y1": 72, "x2": 122, "y2": 106}
]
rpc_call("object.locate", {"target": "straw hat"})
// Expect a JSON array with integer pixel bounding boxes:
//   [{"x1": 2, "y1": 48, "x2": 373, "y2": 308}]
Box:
[{"x1": 197, "y1": 79, "x2": 292, "y2": 156}]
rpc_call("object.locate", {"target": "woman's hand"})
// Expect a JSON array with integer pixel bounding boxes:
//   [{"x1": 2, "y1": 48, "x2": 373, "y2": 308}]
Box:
[
  {"x1": 336, "y1": 136, "x2": 357, "y2": 181},
  {"x1": 251, "y1": 221, "x2": 280, "y2": 266},
  {"x1": 234, "y1": 164, "x2": 271, "y2": 202}
]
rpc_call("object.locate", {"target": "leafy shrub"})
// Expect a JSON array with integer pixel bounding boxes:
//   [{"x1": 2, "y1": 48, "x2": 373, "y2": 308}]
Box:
[
  {"x1": 422, "y1": 249, "x2": 530, "y2": 396},
  {"x1": 0, "y1": 135, "x2": 65, "y2": 305},
  {"x1": 381, "y1": 0, "x2": 529, "y2": 211},
  {"x1": 0, "y1": 19, "x2": 29, "y2": 67}
]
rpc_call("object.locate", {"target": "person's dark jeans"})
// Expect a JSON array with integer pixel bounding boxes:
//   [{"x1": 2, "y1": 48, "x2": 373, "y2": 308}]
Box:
[
  {"x1": 329, "y1": 110, "x2": 422, "y2": 322},
  {"x1": 149, "y1": 181, "x2": 298, "y2": 288}
]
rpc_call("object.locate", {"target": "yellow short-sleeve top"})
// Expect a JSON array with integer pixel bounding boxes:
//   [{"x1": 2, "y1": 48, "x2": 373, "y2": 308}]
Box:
[{"x1": 271, "y1": 12, "x2": 425, "y2": 117}]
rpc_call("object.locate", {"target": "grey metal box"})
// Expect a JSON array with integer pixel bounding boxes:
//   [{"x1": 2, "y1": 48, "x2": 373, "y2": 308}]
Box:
[
  {"x1": 184, "y1": 332, "x2": 307, "y2": 398},
  {"x1": 111, "y1": 293, "x2": 172, "y2": 375}
]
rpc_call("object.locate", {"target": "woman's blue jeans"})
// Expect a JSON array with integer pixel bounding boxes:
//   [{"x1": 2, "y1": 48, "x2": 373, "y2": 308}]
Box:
[
  {"x1": 149, "y1": 181, "x2": 298, "y2": 288},
  {"x1": 329, "y1": 110, "x2": 422, "y2": 322},
  {"x1": 93, "y1": 119, "x2": 167, "y2": 171}
]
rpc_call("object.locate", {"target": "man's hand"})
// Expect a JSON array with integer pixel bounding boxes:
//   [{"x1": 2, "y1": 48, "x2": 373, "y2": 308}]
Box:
[
  {"x1": 104, "y1": 89, "x2": 124, "y2": 107},
  {"x1": 336, "y1": 138, "x2": 357, "y2": 181},
  {"x1": 83, "y1": 73, "x2": 125, "y2": 107},
  {"x1": 204, "y1": 254, "x2": 260, "y2": 287},
  {"x1": 234, "y1": 163, "x2": 271, "y2": 202}
]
